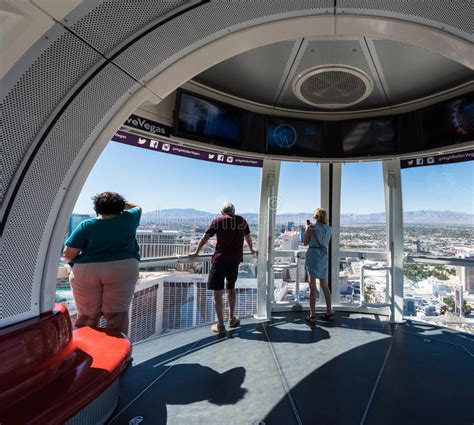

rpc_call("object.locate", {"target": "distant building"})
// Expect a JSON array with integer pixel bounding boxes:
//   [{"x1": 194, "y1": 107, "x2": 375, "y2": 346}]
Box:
[
  {"x1": 137, "y1": 229, "x2": 191, "y2": 258},
  {"x1": 299, "y1": 225, "x2": 305, "y2": 244},
  {"x1": 161, "y1": 276, "x2": 257, "y2": 332},
  {"x1": 412, "y1": 239, "x2": 421, "y2": 253},
  {"x1": 456, "y1": 253, "x2": 474, "y2": 293},
  {"x1": 279, "y1": 231, "x2": 300, "y2": 250},
  {"x1": 287, "y1": 221, "x2": 295, "y2": 231}
]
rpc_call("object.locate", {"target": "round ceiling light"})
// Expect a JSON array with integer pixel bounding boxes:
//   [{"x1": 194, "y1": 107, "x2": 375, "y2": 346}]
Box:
[{"x1": 293, "y1": 65, "x2": 374, "y2": 109}]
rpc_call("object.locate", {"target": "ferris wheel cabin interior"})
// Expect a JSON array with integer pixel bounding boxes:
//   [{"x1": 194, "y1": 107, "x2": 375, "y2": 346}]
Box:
[{"x1": 1, "y1": 1, "x2": 473, "y2": 424}]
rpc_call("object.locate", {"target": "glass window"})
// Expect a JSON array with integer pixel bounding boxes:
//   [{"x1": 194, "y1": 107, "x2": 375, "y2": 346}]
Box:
[
  {"x1": 58, "y1": 141, "x2": 261, "y2": 341},
  {"x1": 340, "y1": 162, "x2": 386, "y2": 251},
  {"x1": 274, "y1": 161, "x2": 320, "y2": 304},
  {"x1": 338, "y1": 162, "x2": 387, "y2": 305},
  {"x1": 401, "y1": 161, "x2": 474, "y2": 333}
]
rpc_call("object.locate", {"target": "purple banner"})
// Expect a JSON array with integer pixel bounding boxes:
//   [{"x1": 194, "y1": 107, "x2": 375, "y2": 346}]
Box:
[
  {"x1": 123, "y1": 114, "x2": 172, "y2": 137},
  {"x1": 400, "y1": 149, "x2": 474, "y2": 169},
  {"x1": 112, "y1": 130, "x2": 263, "y2": 168}
]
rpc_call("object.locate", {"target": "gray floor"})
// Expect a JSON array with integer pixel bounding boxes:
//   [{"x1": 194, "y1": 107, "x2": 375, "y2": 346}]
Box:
[{"x1": 107, "y1": 312, "x2": 474, "y2": 425}]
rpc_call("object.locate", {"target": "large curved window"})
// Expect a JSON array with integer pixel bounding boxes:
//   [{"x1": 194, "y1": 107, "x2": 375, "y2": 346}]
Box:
[
  {"x1": 339, "y1": 162, "x2": 387, "y2": 305},
  {"x1": 59, "y1": 140, "x2": 261, "y2": 341},
  {"x1": 402, "y1": 160, "x2": 474, "y2": 333},
  {"x1": 274, "y1": 161, "x2": 320, "y2": 305}
]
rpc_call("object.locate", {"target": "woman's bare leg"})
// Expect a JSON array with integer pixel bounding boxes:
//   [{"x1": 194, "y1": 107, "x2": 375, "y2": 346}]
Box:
[
  {"x1": 308, "y1": 276, "x2": 318, "y2": 317},
  {"x1": 319, "y1": 278, "x2": 333, "y2": 315}
]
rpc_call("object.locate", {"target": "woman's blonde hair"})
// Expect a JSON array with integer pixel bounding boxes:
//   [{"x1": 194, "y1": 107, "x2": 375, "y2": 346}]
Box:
[{"x1": 313, "y1": 208, "x2": 328, "y2": 224}]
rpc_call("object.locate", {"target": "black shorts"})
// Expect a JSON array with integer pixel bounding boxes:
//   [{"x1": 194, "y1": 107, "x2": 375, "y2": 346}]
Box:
[{"x1": 207, "y1": 262, "x2": 239, "y2": 290}]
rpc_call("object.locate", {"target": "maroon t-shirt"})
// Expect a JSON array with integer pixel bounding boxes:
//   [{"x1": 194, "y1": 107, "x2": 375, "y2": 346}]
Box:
[{"x1": 205, "y1": 214, "x2": 250, "y2": 264}]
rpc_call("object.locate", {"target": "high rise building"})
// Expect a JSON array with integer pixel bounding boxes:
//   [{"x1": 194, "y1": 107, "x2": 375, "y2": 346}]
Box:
[
  {"x1": 161, "y1": 275, "x2": 257, "y2": 333},
  {"x1": 279, "y1": 231, "x2": 300, "y2": 250},
  {"x1": 137, "y1": 229, "x2": 191, "y2": 258},
  {"x1": 456, "y1": 252, "x2": 474, "y2": 293}
]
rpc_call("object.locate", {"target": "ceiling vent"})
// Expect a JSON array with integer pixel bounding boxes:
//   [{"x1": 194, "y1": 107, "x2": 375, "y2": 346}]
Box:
[{"x1": 293, "y1": 65, "x2": 374, "y2": 108}]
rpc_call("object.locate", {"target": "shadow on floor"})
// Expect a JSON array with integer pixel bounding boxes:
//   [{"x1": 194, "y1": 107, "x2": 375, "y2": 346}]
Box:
[
  {"x1": 110, "y1": 313, "x2": 473, "y2": 424},
  {"x1": 118, "y1": 363, "x2": 247, "y2": 423}
]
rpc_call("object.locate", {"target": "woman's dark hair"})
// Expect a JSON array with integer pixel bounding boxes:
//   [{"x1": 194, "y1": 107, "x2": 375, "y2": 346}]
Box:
[{"x1": 92, "y1": 192, "x2": 126, "y2": 215}]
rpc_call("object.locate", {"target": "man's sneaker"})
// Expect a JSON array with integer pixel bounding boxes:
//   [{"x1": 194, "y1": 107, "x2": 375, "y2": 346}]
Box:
[
  {"x1": 229, "y1": 316, "x2": 240, "y2": 328},
  {"x1": 211, "y1": 323, "x2": 226, "y2": 334}
]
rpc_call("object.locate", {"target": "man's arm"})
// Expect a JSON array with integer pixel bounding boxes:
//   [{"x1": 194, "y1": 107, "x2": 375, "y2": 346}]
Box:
[
  {"x1": 189, "y1": 234, "x2": 211, "y2": 256},
  {"x1": 244, "y1": 234, "x2": 257, "y2": 255}
]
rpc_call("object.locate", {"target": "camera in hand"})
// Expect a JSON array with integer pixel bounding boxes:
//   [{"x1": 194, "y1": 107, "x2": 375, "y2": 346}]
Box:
[{"x1": 306, "y1": 219, "x2": 311, "y2": 226}]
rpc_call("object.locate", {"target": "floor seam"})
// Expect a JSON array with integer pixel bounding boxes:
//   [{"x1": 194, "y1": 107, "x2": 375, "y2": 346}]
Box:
[
  {"x1": 108, "y1": 338, "x2": 203, "y2": 422},
  {"x1": 261, "y1": 322, "x2": 303, "y2": 425},
  {"x1": 359, "y1": 324, "x2": 398, "y2": 425}
]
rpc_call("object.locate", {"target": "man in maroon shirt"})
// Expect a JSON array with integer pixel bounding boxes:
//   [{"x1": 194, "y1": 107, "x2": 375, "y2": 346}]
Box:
[{"x1": 190, "y1": 202, "x2": 257, "y2": 333}]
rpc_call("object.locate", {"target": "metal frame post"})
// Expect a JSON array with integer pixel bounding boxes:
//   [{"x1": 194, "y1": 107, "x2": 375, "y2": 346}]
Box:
[
  {"x1": 321, "y1": 163, "x2": 341, "y2": 306},
  {"x1": 255, "y1": 160, "x2": 280, "y2": 320},
  {"x1": 383, "y1": 160, "x2": 405, "y2": 323}
]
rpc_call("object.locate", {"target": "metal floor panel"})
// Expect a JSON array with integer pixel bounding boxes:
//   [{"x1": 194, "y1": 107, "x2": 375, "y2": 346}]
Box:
[{"x1": 107, "y1": 313, "x2": 473, "y2": 425}]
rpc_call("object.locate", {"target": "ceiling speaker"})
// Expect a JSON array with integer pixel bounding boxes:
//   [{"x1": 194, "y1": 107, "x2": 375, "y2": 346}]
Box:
[{"x1": 293, "y1": 65, "x2": 374, "y2": 108}]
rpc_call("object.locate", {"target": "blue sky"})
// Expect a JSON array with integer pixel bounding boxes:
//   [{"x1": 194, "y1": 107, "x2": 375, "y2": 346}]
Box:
[{"x1": 73, "y1": 141, "x2": 473, "y2": 215}]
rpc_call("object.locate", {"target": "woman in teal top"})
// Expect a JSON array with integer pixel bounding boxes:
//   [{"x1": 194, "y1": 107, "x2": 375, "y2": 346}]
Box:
[
  {"x1": 63, "y1": 192, "x2": 141, "y2": 335},
  {"x1": 304, "y1": 208, "x2": 334, "y2": 326}
]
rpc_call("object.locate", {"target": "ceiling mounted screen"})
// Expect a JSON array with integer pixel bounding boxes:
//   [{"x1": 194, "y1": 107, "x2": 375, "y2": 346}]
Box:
[
  {"x1": 342, "y1": 117, "x2": 397, "y2": 156},
  {"x1": 418, "y1": 93, "x2": 474, "y2": 148},
  {"x1": 174, "y1": 90, "x2": 244, "y2": 146},
  {"x1": 266, "y1": 117, "x2": 323, "y2": 156}
]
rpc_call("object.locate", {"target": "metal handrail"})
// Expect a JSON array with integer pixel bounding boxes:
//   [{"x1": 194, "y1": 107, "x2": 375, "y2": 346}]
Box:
[
  {"x1": 405, "y1": 255, "x2": 474, "y2": 268},
  {"x1": 339, "y1": 250, "x2": 388, "y2": 260},
  {"x1": 139, "y1": 252, "x2": 257, "y2": 269}
]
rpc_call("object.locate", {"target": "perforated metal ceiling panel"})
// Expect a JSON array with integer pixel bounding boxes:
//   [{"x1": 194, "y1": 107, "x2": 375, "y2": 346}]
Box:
[
  {"x1": 370, "y1": 39, "x2": 474, "y2": 105},
  {"x1": 0, "y1": 25, "x2": 104, "y2": 206},
  {"x1": 337, "y1": 0, "x2": 473, "y2": 42},
  {"x1": 195, "y1": 40, "x2": 299, "y2": 105},
  {"x1": 62, "y1": 0, "x2": 191, "y2": 56},
  {"x1": 278, "y1": 39, "x2": 387, "y2": 110},
  {"x1": 113, "y1": 0, "x2": 333, "y2": 82},
  {"x1": 0, "y1": 63, "x2": 140, "y2": 324}
]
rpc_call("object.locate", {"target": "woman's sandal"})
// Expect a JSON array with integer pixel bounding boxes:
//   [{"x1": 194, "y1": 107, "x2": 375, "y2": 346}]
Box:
[
  {"x1": 320, "y1": 313, "x2": 335, "y2": 322},
  {"x1": 305, "y1": 315, "x2": 316, "y2": 326}
]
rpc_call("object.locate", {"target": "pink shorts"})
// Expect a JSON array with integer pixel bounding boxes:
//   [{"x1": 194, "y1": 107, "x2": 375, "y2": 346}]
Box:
[{"x1": 69, "y1": 258, "x2": 139, "y2": 316}]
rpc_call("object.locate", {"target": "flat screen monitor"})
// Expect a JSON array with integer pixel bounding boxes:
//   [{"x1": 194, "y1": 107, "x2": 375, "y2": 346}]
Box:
[
  {"x1": 174, "y1": 90, "x2": 244, "y2": 145},
  {"x1": 266, "y1": 117, "x2": 322, "y2": 156},
  {"x1": 342, "y1": 117, "x2": 397, "y2": 156},
  {"x1": 419, "y1": 94, "x2": 474, "y2": 147}
]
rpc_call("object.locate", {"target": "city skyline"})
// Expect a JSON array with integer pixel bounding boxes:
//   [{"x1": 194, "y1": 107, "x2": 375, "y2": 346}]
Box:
[{"x1": 73, "y1": 141, "x2": 474, "y2": 215}]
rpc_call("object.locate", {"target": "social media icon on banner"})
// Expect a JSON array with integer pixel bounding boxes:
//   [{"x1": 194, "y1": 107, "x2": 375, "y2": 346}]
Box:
[
  {"x1": 407, "y1": 160, "x2": 414, "y2": 166},
  {"x1": 416, "y1": 158, "x2": 424, "y2": 165},
  {"x1": 226, "y1": 156, "x2": 234, "y2": 163},
  {"x1": 427, "y1": 157, "x2": 435, "y2": 165},
  {"x1": 162, "y1": 143, "x2": 170, "y2": 152},
  {"x1": 208, "y1": 154, "x2": 215, "y2": 159},
  {"x1": 217, "y1": 155, "x2": 224, "y2": 162},
  {"x1": 138, "y1": 138, "x2": 147, "y2": 145},
  {"x1": 150, "y1": 140, "x2": 159, "y2": 149}
]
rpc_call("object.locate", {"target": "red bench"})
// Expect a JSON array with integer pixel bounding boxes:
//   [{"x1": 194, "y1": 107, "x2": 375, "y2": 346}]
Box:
[{"x1": 0, "y1": 304, "x2": 131, "y2": 425}]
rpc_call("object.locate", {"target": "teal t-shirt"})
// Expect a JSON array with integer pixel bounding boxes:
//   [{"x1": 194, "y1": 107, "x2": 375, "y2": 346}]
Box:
[{"x1": 65, "y1": 208, "x2": 141, "y2": 264}]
